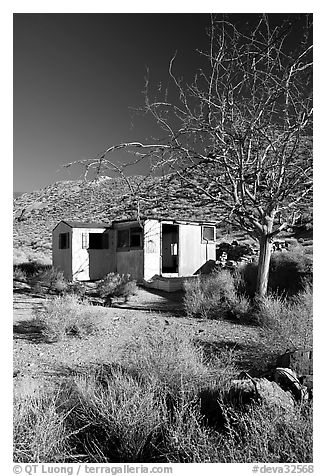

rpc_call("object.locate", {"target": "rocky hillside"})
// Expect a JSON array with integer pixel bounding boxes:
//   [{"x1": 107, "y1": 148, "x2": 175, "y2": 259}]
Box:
[
  {"x1": 13, "y1": 173, "x2": 312, "y2": 264},
  {"x1": 13, "y1": 175, "x2": 227, "y2": 261}
]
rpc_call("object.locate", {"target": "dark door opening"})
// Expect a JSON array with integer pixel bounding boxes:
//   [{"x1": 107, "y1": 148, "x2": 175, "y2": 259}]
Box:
[{"x1": 162, "y1": 224, "x2": 179, "y2": 273}]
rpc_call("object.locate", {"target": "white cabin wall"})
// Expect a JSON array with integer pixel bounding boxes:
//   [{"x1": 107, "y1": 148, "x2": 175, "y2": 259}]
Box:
[
  {"x1": 52, "y1": 222, "x2": 73, "y2": 280},
  {"x1": 179, "y1": 224, "x2": 216, "y2": 276},
  {"x1": 143, "y1": 219, "x2": 161, "y2": 280},
  {"x1": 72, "y1": 228, "x2": 110, "y2": 281}
]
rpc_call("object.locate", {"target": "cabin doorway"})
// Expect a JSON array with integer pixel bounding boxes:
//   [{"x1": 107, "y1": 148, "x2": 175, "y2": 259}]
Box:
[{"x1": 161, "y1": 224, "x2": 179, "y2": 274}]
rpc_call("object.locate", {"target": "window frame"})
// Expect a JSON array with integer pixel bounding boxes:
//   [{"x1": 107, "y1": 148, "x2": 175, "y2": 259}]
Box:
[
  {"x1": 82, "y1": 232, "x2": 109, "y2": 250},
  {"x1": 117, "y1": 228, "x2": 130, "y2": 250},
  {"x1": 130, "y1": 227, "x2": 143, "y2": 249},
  {"x1": 116, "y1": 226, "x2": 143, "y2": 251},
  {"x1": 201, "y1": 225, "x2": 215, "y2": 243},
  {"x1": 59, "y1": 232, "x2": 70, "y2": 249}
]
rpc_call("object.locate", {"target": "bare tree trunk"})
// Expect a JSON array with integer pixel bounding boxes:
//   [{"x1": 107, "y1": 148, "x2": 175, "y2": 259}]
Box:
[{"x1": 256, "y1": 233, "x2": 273, "y2": 297}]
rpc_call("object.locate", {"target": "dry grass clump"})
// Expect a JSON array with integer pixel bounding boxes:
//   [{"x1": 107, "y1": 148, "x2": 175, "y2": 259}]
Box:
[
  {"x1": 240, "y1": 248, "x2": 312, "y2": 298},
  {"x1": 255, "y1": 286, "x2": 313, "y2": 354},
  {"x1": 13, "y1": 290, "x2": 313, "y2": 463},
  {"x1": 30, "y1": 268, "x2": 68, "y2": 294},
  {"x1": 38, "y1": 295, "x2": 107, "y2": 341},
  {"x1": 215, "y1": 402, "x2": 313, "y2": 463},
  {"x1": 97, "y1": 273, "x2": 138, "y2": 305},
  {"x1": 184, "y1": 269, "x2": 250, "y2": 320},
  {"x1": 61, "y1": 369, "x2": 167, "y2": 462},
  {"x1": 13, "y1": 382, "x2": 69, "y2": 463}
]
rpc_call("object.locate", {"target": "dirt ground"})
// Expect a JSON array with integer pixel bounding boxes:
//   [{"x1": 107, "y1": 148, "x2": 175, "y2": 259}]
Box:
[{"x1": 13, "y1": 285, "x2": 275, "y2": 390}]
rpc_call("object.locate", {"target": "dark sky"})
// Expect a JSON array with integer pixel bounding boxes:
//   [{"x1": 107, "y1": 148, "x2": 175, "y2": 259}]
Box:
[
  {"x1": 13, "y1": 13, "x2": 213, "y2": 192},
  {"x1": 13, "y1": 13, "x2": 310, "y2": 192}
]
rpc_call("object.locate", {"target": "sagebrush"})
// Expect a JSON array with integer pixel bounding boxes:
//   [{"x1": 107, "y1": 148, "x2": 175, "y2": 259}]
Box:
[
  {"x1": 184, "y1": 269, "x2": 250, "y2": 320},
  {"x1": 14, "y1": 318, "x2": 313, "y2": 463},
  {"x1": 97, "y1": 273, "x2": 137, "y2": 305},
  {"x1": 38, "y1": 295, "x2": 106, "y2": 341}
]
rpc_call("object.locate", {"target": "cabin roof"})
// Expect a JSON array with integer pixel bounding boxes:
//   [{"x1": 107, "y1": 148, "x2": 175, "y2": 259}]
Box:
[
  {"x1": 53, "y1": 217, "x2": 218, "y2": 232},
  {"x1": 53, "y1": 220, "x2": 111, "y2": 231},
  {"x1": 111, "y1": 217, "x2": 218, "y2": 226}
]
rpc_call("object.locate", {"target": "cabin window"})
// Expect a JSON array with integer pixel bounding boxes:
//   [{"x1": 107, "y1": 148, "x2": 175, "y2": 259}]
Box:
[
  {"x1": 88, "y1": 233, "x2": 109, "y2": 249},
  {"x1": 117, "y1": 229, "x2": 130, "y2": 249},
  {"x1": 202, "y1": 226, "x2": 215, "y2": 242},
  {"x1": 59, "y1": 232, "x2": 70, "y2": 249},
  {"x1": 130, "y1": 227, "x2": 142, "y2": 248}
]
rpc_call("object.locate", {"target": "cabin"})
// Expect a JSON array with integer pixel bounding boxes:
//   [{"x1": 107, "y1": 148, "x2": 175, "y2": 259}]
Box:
[
  {"x1": 52, "y1": 221, "x2": 111, "y2": 281},
  {"x1": 52, "y1": 217, "x2": 217, "y2": 291}
]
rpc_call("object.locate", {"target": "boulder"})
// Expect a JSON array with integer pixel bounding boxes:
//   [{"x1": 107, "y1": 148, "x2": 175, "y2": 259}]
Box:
[
  {"x1": 273, "y1": 367, "x2": 309, "y2": 402},
  {"x1": 227, "y1": 377, "x2": 295, "y2": 412}
]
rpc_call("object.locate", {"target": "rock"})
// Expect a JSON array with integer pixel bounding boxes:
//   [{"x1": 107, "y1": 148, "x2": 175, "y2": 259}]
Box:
[
  {"x1": 276, "y1": 349, "x2": 313, "y2": 376},
  {"x1": 274, "y1": 367, "x2": 308, "y2": 402},
  {"x1": 228, "y1": 377, "x2": 295, "y2": 412}
]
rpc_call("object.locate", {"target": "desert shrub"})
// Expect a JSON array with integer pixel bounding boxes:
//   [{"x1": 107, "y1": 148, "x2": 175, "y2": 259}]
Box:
[
  {"x1": 39, "y1": 295, "x2": 105, "y2": 341},
  {"x1": 215, "y1": 402, "x2": 313, "y2": 463},
  {"x1": 13, "y1": 261, "x2": 51, "y2": 279},
  {"x1": 61, "y1": 369, "x2": 167, "y2": 463},
  {"x1": 164, "y1": 398, "x2": 312, "y2": 463},
  {"x1": 254, "y1": 286, "x2": 313, "y2": 353},
  {"x1": 184, "y1": 269, "x2": 250, "y2": 320},
  {"x1": 66, "y1": 281, "x2": 88, "y2": 298},
  {"x1": 241, "y1": 248, "x2": 313, "y2": 297},
  {"x1": 15, "y1": 371, "x2": 312, "y2": 463},
  {"x1": 13, "y1": 385, "x2": 69, "y2": 462},
  {"x1": 97, "y1": 273, "x2": 137, "y2": 304},
  {"x1": 115, "y1": 320, "x2": 232, "y2": 394},
  {"x1": 268, "y1": 249, "x2": 312, "y2": 295},
  {"x1": 13, "y1": 317, "x2": 312, "y2": 463},
  {"x1": 162, "y1": 393, "x2": 219, "y2": 462},
  {"x1": 13, "y1": 266, "x2": 28, "y2": 282},
  {"x1": 30, "y1": 268, "x2": 68, "y2": 294}
]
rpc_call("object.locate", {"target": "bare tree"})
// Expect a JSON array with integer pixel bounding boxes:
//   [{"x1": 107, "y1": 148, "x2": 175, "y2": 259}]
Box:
[{"x1": 66, "y1": 14, "x2": 312, "y2": 297}]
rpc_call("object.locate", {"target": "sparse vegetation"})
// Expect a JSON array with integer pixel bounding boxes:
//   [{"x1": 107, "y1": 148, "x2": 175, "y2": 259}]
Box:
[
  {"x1": 254, "y1": 286, "x2": 313, "y2": 353},
  {"x1": 13, "y1": 13, "x2": 313, "y2": 465},
  {"x1": 13, "y1": 316, "x2": 312, "y2": 463},
  {"x1": 13, "y1": 261, "x2": 51, "y2": 280},
  {"x1": 183, "y1": 265, "x2": 313, "y2": 359},
  {"x1": 14, "y1": 384, "x2": 69, "y2": 463},
  {"x1": 38, "y1": 295, "x2": 106, "y2": 341},
  {"x1": 241, "y1": 248, "x2": 313, "y2": 298},
  {"x1": 184, "y1": 269, "x2": 250, "y2": 321},
  {"x1": 30, "y1": 268, "x2": 68, "y2": 295},
  {"x1": 97, "y1": 273, "x2": 138, "y2": 305}
]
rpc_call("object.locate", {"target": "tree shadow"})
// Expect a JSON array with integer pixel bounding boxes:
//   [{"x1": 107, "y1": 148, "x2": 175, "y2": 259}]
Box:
[
  {"x1": 113, "y1": 286, "x2": 185, "y2": 315},
  {"x1": 194, "y1": 337, "x2": 277, "y2": 376}
]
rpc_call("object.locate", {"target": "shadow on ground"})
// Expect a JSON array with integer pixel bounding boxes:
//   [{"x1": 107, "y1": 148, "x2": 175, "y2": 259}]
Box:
[
  {"x1": 113, "y1": 286, "x2": 185, "y2": 314},
  {"x1": 13, "y1": 319, "x2": 48, "y2": 343},
  {"x1": 194, "y1": 338, "x2": 277, "y2": 376}
]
